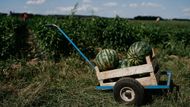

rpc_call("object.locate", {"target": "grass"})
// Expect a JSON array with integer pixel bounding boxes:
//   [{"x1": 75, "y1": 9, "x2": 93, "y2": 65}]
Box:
[
  {"x1": 0, "y1": 51, "x2": 190, "y2": 107},
  {"x1": 0, "y1": 57, "x2": 123, "y2": 107}
]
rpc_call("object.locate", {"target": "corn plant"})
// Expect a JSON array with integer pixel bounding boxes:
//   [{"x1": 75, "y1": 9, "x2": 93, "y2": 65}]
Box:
[{"x1": 0, "y1": 16, "x2": 28, "y2": 59}]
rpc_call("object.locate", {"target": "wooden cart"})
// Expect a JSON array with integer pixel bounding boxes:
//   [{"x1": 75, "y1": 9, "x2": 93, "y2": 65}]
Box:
[
  {"x1": 95, "y1": 50, "x2": 165, "y2": 105},
  {"x1": 95, "y1": 54, "x2": 159, "y2": 87},
  {"x1": 46, "y1": 24, "x2": 177, "y2": 106}
]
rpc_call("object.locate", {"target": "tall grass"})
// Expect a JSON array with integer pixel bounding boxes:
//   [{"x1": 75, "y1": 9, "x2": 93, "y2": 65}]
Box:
[
  {"x1": 0, "y1": 52, "x2": 190, "y2": 106},
  {"x1": 0, "y1": 57, "x2": 123, "y2": 107}
]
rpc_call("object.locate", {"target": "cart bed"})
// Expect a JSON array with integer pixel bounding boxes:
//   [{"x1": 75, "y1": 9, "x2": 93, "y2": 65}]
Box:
[{"x1": 95, "y1": 52, "x2": 160, "y2": 87}]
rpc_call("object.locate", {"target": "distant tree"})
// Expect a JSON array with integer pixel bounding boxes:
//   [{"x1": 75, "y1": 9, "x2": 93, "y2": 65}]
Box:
[
  {"x1": 0, "y1": 12, "x2": 7, "y2": 16},
  {"x1": 134, "y1": 16, "x2": 163, "y2": 20},
  {"x1": 172, "y1": 18, "x2": 190, "y2": 21}
]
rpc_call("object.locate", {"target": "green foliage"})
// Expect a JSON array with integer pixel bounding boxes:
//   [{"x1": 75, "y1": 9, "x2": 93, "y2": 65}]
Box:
[
  {"x1": 22, "y1": 15, "x2": 189, "y2": 59},
  {"x1": 102, "y1": 17, "x2": 135, "y2": 51},
  {"x1": 0, "y1": 16, "x2": 29, "y2": 59},
  {"x1": 1, "y1": 15, "x2": 190, "y2": 59}
]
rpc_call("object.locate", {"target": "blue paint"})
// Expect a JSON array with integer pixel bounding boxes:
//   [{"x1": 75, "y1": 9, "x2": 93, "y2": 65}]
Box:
[
  {"x1": 166, "y1": 71, "x2": 172, "y2": 86},
  {"x1": 96, "y1": 85, "x2": 170, "y2": 90},
  {"x1": 46, "y1": 24, "x2": 95, "y2": 69},
  {"x1": 144, "y1": 85, "x2": 169, "y2": 89},
  {"x1": 96, "y1": 86, "x2": 113, "y2": 90}
]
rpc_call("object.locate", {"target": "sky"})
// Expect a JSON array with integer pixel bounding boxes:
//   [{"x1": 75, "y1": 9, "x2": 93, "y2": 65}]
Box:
[{"x1": 0, "y1": 0, "x2": 190, "y2": 19}]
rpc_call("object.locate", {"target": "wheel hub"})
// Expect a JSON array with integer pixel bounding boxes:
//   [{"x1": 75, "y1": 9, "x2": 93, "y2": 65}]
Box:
[{"x1": 120, "y1": 87, "x2": 135, "y2": 102}]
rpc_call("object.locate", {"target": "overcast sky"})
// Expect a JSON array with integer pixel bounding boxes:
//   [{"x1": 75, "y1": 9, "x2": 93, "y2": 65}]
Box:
[{"x1": 0, "y1": 0, "x2": 190, "y2": 19}]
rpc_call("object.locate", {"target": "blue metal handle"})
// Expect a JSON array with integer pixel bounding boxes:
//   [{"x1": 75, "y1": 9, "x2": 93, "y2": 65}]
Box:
[{"x1": 46, "y1": 24, "x2": 95, "y2": 69}]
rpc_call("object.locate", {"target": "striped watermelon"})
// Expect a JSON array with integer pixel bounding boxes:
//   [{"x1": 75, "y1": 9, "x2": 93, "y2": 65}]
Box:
[
  {"x1": 127, "y1": 41, "x2": 152, "y2": 66},
  {"x1": 95, "y1": 49, "x2": 119, "y2": 71}
]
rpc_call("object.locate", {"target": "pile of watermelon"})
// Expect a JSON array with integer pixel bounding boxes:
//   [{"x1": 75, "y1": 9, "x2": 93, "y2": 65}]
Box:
[{"x1": 94, "y1": 41, "x2": 152, "y2": 71}]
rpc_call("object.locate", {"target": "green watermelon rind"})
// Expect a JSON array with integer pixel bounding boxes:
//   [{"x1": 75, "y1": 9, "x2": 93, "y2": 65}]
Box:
[
  {"x1": 126, "y1": 41, "x2": 152, "y2": 66},
  {"x1": 95, "y1": 49, "x2": 119, "y2": 71},
  {"x1": 118, "y1": 59, "x2": 130, "y2": 68}
]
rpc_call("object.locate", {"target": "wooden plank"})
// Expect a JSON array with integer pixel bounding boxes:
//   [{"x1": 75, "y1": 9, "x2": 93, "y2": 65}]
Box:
[
  {"x1": 152, "y1": 58, "x2": 158, "y2": 70},
  {"x1": 152, "y1": 48, "x2": 156, "y2": 57},
  {"x1": 99, "y1": 76, "x2": 157, "y2": 86},
  {"x1": 136, "y1": 76, "x2": 157, "y2": 86},
  {"x1": 97, "y1": 64, "x2": 154, "y2": 80},
  {"x1": 152, "y1": 56, "x2": 160, "y2": 82},
  {"x1": 95, "y1": 66, "x2": 100, "y2": 78},
  {"x1": 100, "y1": 82, "x2": 116, "y2": 86},
  {"x1": 95, "y1": 66, "x2": 104, "y2": 86},
  {"x1": 145, "y1": 56, "x2": 152, "y2": 64}
]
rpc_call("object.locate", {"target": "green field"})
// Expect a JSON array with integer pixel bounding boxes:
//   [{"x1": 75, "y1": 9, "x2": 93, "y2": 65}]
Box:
[{"x1": 0, "y1": 15, "x2": 190, "y2": 107}]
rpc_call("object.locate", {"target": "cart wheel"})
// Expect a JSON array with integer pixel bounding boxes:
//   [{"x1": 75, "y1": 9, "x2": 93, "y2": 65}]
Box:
[{"x1": 113, "y1": 77, "x2": 144, "y2": 106}]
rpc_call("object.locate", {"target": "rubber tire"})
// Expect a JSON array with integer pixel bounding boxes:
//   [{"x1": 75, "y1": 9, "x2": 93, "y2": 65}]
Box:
[{"x1": 113, "y1": 77, "x2": 144, "y2": 106}]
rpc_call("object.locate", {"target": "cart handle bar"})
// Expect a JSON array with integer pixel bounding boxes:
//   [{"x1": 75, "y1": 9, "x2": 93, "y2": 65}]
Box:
[{"x1": 46, "y1": 24, "x2": 96, "y2": 69}]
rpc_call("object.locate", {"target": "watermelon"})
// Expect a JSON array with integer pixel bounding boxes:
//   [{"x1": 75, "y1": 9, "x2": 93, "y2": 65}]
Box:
[
  {"x1": 95, "y1": 49, "x2": 119, "y2": 71},
  {"x1": 127, "y1": 41, "x2": 152, "y2": 66},
  {"x1": 118, "y1": 59, "x2": 130, "y2": 68}
]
